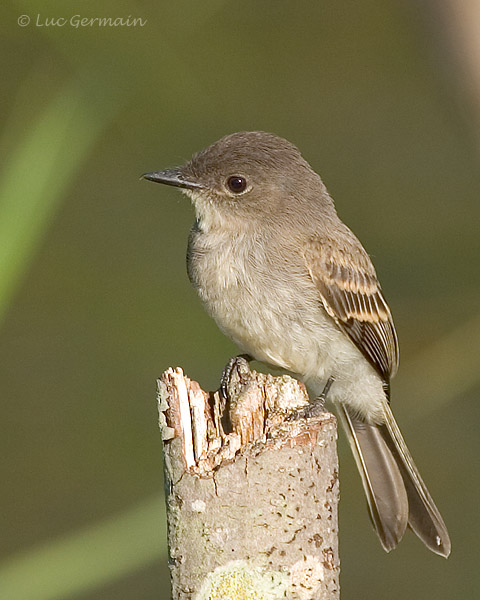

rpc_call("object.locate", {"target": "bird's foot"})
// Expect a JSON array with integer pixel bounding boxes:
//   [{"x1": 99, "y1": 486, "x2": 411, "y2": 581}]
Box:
[
  {"x1": 219, "y1": 354, "x2": 253, "y2": 402},
  {"x1": 287, "y1": 376, "x2": 334, "y2": 420}
]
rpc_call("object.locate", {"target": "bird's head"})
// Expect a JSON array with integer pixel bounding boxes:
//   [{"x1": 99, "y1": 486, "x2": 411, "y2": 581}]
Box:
[{"x1": 143, "y1": 131, "x2": 332, "y2": 232}]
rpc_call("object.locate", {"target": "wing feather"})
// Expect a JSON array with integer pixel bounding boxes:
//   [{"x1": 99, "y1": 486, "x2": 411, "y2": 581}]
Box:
[{"x1": 305, "y1": 238, "x2": 399, "y2": 381}]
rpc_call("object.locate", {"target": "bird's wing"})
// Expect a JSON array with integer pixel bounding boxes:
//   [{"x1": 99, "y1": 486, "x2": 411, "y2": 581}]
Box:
[{"x1": 304, "y1": 238, "x2": 399, "y2": 381}]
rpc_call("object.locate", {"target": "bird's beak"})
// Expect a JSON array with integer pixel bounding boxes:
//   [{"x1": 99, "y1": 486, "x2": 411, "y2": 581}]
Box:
[{"x1": 141, "y1": 168, "x2": 204, "y2": 190}]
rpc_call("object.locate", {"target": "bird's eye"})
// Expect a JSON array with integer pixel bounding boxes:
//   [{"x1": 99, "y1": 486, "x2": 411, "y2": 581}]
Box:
[{"x1": 227, "y1": 176, "x2": 247, "y2": 193}]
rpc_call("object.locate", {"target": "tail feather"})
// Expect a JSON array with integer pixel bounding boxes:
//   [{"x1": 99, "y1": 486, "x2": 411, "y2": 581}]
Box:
[
  {"x1": 381, "y1": 402, "x2": 451, "y2": 557},
  {"x1": 339, "y1": 404, "x2": 451, "y2": 557},
  {"x1": 339, "y1": 406, "x2": 408, "y2": 552}
]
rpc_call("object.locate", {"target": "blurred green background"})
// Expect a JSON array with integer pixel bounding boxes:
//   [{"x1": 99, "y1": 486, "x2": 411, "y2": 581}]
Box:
[{"x1": 1, "y1": 1, "x2": 479, "y2": 598}]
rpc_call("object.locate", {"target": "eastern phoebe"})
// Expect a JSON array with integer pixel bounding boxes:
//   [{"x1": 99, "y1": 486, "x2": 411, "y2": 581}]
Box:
[{"x1": 143, "y1": 131, "x2": 450, "y2": 557}]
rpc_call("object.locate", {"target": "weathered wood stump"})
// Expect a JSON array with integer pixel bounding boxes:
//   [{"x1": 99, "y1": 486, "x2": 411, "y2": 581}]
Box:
[{"x1": 158, "y1": 363, "x2": 340, "y2": 599}]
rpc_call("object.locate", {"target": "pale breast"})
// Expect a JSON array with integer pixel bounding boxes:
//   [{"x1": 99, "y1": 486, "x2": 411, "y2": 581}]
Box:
[{"x1": 187, "y1": 226, "x2": 339, "y2": 379}]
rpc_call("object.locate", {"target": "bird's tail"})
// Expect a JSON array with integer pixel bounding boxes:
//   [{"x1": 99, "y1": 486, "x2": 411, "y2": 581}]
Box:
[{"x1": 339, "y1": 403, "x2": 451, "y2": 557}]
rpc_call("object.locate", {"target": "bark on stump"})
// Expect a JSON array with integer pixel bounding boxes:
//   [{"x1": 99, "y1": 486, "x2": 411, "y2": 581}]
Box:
[{"x1": 157, "y1": 363, "x2": 340, "y2": 600}]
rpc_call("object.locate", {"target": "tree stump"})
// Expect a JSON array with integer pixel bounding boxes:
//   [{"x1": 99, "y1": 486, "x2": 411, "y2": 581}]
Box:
[{"x1": 157, "y1": 363, "x2": 340, "y2": 600}]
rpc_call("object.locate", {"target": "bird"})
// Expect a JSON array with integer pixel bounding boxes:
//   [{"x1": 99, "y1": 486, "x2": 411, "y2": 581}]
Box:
[{"x1": 143, "y1": 131, "x2": 450, "y2": 557}]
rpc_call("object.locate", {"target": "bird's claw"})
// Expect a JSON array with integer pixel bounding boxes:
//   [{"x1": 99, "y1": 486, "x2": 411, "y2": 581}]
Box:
[
  {"x1": 219, "y1": 354, "x2": 252, "y2": 402},
  {"x1": 286, "y1": 376, "x2": 334, "y2": 421}
]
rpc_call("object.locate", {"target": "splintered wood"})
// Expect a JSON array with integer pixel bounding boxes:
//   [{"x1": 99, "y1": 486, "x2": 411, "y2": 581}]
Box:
[
  {"x1": 158, "y1": 364, "x2": 319, "y2": 475},
  {"x1": 157, "y1": 364, "x2": 340, "y2": 600}
]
